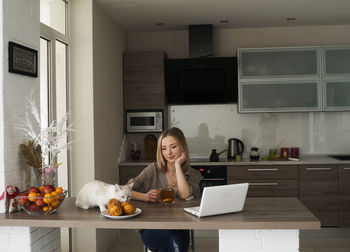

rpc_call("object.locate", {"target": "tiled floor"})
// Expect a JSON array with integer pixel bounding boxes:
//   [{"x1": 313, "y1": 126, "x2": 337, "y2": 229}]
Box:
[{"x1": 109, "y1": 228, "x2": 350, "y2": 252}]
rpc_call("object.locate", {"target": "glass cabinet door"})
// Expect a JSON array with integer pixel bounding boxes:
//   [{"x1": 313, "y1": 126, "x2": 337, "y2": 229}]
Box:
[
  {"x1": 324, "y1": 80, "x2": 350, "y2": 111},
  {"x1": 239, "y1": 81, "x2": 321, "y2": 112},
  {"x1": 323, "y1": 46, "x2": 350, "y2": 77},
  {"x1": 239, "y1": 47, "x2": 320, "y2": 79}
]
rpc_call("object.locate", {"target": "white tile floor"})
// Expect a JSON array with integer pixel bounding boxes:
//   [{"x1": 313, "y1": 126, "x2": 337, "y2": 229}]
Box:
[{"x1": 109, "y1": 228, "x2": 350, "y2": 252}]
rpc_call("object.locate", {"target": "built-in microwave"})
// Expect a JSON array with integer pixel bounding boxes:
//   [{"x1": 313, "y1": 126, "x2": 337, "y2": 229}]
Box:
[{"x1": 126, "y1": 110, "x2": 163, "y2": 133}]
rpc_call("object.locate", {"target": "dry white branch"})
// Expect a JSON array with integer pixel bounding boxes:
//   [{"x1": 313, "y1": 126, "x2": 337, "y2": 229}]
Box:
[{"x1": 17, "y1": 96, "x2": 73, "y2": 167}]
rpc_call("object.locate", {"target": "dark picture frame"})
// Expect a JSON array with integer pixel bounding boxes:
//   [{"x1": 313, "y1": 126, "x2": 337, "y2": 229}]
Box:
[{"x1": 8, "y1": 41, "x2": 38, "y2": 77}]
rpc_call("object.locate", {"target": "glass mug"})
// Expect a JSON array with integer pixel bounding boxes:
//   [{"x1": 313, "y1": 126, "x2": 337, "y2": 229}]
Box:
[{"x1": 160, "y1": 187, "x2": 175, "y2": 204}]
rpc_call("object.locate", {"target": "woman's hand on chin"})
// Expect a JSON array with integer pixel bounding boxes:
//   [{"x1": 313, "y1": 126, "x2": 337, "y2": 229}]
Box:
[{"x1": 175, "y1": 152, "x2": 187, "y2": 166}]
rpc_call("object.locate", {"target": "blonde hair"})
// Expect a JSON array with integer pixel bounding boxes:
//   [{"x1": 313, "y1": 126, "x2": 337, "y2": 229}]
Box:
[{"x1": 156, "y1": 127, "x2": 190, "y2": 173}]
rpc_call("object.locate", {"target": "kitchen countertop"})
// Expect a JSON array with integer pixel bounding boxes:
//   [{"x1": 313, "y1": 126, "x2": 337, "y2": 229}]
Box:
[
  {"x1": 119, "y1": 155, "x2": 350, "y2": 166},
  {"x1": 0, "y1": 197, "x2": 319, "y2": 230}
]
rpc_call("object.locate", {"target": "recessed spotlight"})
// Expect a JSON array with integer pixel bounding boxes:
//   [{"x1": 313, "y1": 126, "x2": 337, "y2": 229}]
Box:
[
  {"x1": 220, "y1": 20, "x2": 229, "y2": 23},
  {"x1": 286, "y1": 17, "x2": 296, "y2": 21},
  {"x1": 156, "y1": 22, "x2": 165, "y2": 26}
]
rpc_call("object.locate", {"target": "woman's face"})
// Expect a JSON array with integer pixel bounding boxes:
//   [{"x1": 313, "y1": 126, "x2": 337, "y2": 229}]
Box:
[{"x1": 161, "y1": 136, "x2": 182, "y2": 164}]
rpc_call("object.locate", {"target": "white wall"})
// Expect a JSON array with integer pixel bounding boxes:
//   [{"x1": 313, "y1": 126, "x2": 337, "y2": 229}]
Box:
[
  {"x1": 93, "y1": 2, "x2": 127, "y2": 251},
  {"x1": 70, "y1": 0, "x2": 96, "y2": 250},
  {"x1": 0, "y1": 1, "x2": 60, "y2": 251},
  {"x1": 128, "y1": 25, "x2": 350, "y2": 156}
]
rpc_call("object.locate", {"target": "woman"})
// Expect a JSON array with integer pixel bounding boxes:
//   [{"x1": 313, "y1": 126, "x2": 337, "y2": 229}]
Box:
[{"x1": 132, "y1": 127, "x2": 202, "y2": 252}]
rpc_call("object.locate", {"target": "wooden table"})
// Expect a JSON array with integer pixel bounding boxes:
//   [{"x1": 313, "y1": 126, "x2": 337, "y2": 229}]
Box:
[{"x1": 0, "y1": 197, "x2": 320, "y2": 251}]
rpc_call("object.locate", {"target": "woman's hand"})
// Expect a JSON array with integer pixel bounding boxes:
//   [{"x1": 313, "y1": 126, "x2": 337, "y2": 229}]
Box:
[
  {"x1": 175, "y1": 152, "x2": 187, "y2": 166},
  {"x1": 143, "y1": 189, "x2": 160, "y2": 202}
]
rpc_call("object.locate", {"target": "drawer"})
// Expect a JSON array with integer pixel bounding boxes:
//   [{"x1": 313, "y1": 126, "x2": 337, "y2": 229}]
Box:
[
  {"x1": 227, "y1": 165, "x2": 298, "y2": 180},
  {"x1": 229, "y1": 179, "x2": 298, "y2": 197}
]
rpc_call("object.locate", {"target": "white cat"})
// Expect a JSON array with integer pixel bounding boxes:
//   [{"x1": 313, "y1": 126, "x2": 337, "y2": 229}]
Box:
[{"x1": 75, "y1": 180, "x2": 134, "y2": 212}]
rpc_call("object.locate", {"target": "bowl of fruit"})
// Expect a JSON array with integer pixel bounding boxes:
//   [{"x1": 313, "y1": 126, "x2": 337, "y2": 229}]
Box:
[{"x1": 15, "y1": 185, "x2": 67, "y2": 215}]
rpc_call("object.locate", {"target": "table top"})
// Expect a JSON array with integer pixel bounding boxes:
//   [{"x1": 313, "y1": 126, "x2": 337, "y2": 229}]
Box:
[{"x1": 0, "y1": 197, "x2": 320, "y2": 230}]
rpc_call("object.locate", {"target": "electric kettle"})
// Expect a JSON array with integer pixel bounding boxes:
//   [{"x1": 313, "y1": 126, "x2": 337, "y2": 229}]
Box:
[{"x1": 227, "y1": 138, "x2": 244, "y2": 159}]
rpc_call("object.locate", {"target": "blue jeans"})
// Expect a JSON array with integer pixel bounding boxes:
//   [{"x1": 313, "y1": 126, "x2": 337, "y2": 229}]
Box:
[{"x1": 140, "y1": 229, "x2": 190, "y2": 252}]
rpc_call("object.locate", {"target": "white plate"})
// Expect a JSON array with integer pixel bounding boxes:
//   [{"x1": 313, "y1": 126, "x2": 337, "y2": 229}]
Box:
[{"x1": 101, "y1": 208, "x2": 142, "y2": 219}]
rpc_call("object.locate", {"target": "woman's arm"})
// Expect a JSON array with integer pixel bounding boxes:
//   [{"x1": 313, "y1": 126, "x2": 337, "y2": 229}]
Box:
[
  {"x1": 175, "y1": 153, "x2": 191, "y2": 199},
  {"x1": 132, "y1": 189, "x2": 160, "y2": 202}
]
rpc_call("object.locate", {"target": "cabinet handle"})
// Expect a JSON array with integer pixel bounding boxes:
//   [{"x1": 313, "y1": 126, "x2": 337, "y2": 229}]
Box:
[
  {"x1": 248, "y1": 168, "x2": 278, "y2": 172},
  {"x1": 343, "y1": 168, "x2": 350, "y2": 170},
  {"x1": 306, "y1": 167, "x2": 332, "y2": 171},
  {"x1": 250, "y1": 182, "x2": 279, "y2": 186}
]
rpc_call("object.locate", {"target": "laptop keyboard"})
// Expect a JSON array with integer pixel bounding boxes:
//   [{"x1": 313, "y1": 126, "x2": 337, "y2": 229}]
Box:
[{"x1": 188, "y1": 206, "x2": 200, "y2": 211}]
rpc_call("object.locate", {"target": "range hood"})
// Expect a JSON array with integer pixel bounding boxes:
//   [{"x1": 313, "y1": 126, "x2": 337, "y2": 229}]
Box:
[
  {"x1": 164, "y1": 24, "x2": 238, "y2": 105},
  {"x1": 189, "y1": 24, "x2": 213, "y2": 58}
]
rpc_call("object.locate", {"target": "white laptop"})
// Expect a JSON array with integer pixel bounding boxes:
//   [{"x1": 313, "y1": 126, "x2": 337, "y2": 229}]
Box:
[{"x1": 184, "y1": 183, "x2": 249, "y2": 217}]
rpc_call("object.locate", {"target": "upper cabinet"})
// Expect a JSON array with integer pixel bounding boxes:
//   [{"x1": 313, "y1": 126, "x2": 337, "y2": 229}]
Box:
[
  {"x1": 238, "y1": 47, "x2": 321, "y2": 113},
  {"x1": 123, "y1": 51, "x2": 167, "y2": 110},
  {"x1": 238, "y1": 45, "x2": 350, "y2": 113},
  {"x1": 322, "y1": 46, "x2": 350, "y2": 111},
  {"x1": 239, "y1": 47, "x2": 320, "y2": 79}
]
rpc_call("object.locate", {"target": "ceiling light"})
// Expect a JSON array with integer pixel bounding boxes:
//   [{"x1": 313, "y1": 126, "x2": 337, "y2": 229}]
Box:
[
  {"x1": 286, "y1": 17, "x2": 296, "y2": 21},
  {"x1": 156, "y1": 22, "x2": 164, "y2": 26},
  {"x1": 220, "y1": 20, "x2": 229, "y2": 23}
]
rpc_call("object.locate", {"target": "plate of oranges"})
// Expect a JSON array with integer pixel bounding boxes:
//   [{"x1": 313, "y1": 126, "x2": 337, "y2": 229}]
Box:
[{"x1": 101, "y1": 199, "x2": 141, "y2": 219}]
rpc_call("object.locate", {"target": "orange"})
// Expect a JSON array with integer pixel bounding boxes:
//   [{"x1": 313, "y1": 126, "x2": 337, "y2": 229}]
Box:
[
  {"x1": 51, "y1": 200, "x2": 60, "y2": 208},
  {"x1": 42, "y1": 205, "x2": 54, "y2": 212},
  {"x1": 43, "y1": 193, "x2": 53, "y2": 204},
  {"x1": 55, "y1": 187, "x2": 63, "y2": 194},
  {"x1": 51, "y1": 191, "x2": 59, "y2": 200},
  {"x1": 28, "y1": 192, "x2": 39, "y2": 202},
  {"x1": 39, "y1": 186, "x2": 44, "y2": 193}
]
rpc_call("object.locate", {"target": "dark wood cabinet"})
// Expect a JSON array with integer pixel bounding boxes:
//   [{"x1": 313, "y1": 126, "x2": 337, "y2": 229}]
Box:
[
  {"x1": 338, "y1": 164, "x2": 350, "y2": 227},
  {"x1": 227, "y1": 165, "x2": 298, "y2": 197},
  {"x1": 119, "y1": 165, "x2": 145, "y2": 185},
  {"x1": 299, "y1": 164, "x2": 338, "y2": 227},
  {"x1": 123, "y1": 51, "x2": 166, "y2": 110}
]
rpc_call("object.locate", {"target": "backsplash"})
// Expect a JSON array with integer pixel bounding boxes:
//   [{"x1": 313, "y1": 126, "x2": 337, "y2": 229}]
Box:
[{"x1": 169, "y1": 104, "x2": 350, "y2": 157}]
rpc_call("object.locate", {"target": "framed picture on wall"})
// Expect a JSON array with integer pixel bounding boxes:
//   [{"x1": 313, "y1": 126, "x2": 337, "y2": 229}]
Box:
[{"x1": 8, "y1": 41, "x2": 38, "y2": 77}]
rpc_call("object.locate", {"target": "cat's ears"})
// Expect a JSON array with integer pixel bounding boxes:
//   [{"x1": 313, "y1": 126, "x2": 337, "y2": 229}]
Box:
[{"x1": 126, "y1": 178, "x2": 134, "y2": 189}]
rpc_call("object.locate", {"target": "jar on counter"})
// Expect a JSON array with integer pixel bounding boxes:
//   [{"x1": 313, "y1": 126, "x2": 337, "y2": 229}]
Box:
[
  {"x1": 130, "y1": 142, "x2": 141, "y2": 160},
  {"x1": 280, "y1": 148, "x2": 289, "y2": 160}
]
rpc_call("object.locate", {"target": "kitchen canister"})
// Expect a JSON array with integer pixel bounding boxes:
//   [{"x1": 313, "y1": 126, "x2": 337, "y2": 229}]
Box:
[
  {"x1": 280, "y1": 148, "x2": 289, "y2": 160},
  {"x1": 290, "y1": 147, "x2": 300, "y2": 159}
]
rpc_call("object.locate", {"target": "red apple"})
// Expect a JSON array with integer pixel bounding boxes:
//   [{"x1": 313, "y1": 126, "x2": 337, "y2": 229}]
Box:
[
  {"x1": 18, "y1": 193, "x2": 29, "y2": 206},
  {"x1": 35, "y1": 198, "x2": 46, "y2": 207},
  {"x1": 43, "y1": 185, "x2": 55, "y2": 194},
  {"x1": 28, "y1": 186, "x2": 40, "y2": 193},
  {"x1": 28, "y1": 203, "x2": 40, "y2": 212}
]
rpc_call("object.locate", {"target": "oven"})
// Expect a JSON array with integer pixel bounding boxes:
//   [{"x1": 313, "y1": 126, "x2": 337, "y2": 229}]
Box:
[{"x1": 192, "y1": 165, "x2": 227, "y2": 192}]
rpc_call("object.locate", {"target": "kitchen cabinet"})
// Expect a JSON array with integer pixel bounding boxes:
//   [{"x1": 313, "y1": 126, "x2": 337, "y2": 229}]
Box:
[
  {"x1": 227, "y1": 165, "x2": 298, "y2": 197},
  {"x1": 322, "y1": 46, "x2": 350, "y2": 111},
  {"x1": 239, "y1": 47, "x2": 320, "y2": 79},
  {"x1": 338, "y1": 164, "x2": 350, "y2": 227},
  {"x1": 123, "y1": 51, "x2": 167, "y2": 110},
  {"x1": 238, "y1": 47, "x2": 321, "y2": 113},
  {"x1": 240, "y1": 80, "x2": 321, "y2": 112},
  {"x1": 323, "y1": 80, "x2": 350, "y2": 110},
  {"x1": 123, "y1": 51, "x2": 168, "y2": 132},
  {"x1": 299, "y1": 164, "x2": 338, "y2": 227},
  {"x1": 119, "y1": 165, "x2": 145, "y2": 185},
  {"x1": 322, "y1": 46, "x2": 350, "y2": 77}
]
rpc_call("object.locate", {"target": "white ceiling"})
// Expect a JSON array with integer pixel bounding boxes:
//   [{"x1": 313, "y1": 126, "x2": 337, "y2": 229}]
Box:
[{"x1": 94, "y1": 0, "x2": 350, "y2": 32}]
